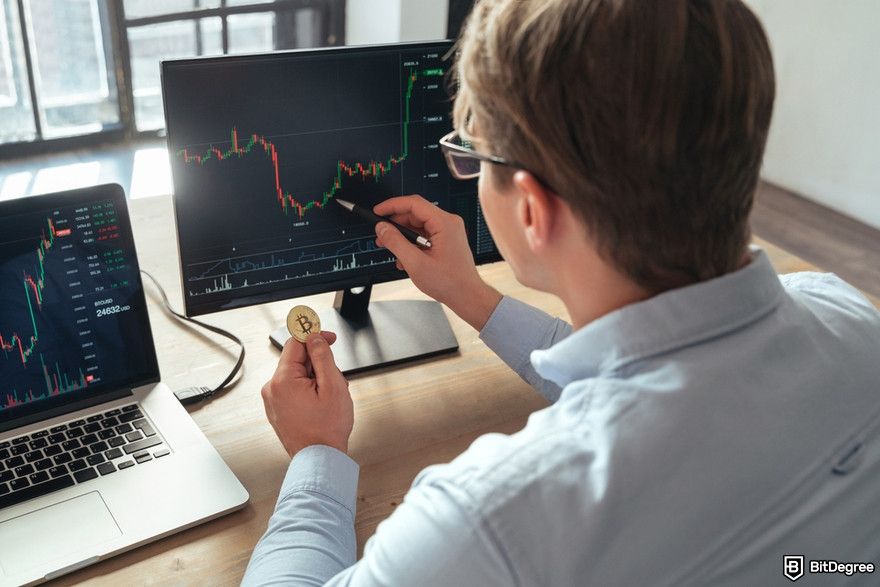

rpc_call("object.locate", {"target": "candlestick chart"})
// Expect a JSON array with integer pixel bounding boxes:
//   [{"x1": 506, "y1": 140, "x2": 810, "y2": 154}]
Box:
[
  {"x1": 0, "y1": 218, "x2": 61, "y2": 368},
  {"x1": 176, "y1": 68, "x2": 441, "y2": 220},
  {"x1": 164, "y1": 43, "x2": 499, "y2": 316}
]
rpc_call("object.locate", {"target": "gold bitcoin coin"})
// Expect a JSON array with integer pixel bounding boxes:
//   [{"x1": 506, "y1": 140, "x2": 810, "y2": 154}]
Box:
[{"x1": 286, "y1": 305, "x2": 321, "y2": 343}]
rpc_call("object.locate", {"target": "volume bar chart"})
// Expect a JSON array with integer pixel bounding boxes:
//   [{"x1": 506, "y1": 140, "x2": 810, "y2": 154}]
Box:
[
  {"x1": 188, "y1": 236, "x2": 396, "y2": 297},
  {"x1": 3, "y1": 354, "x2": 93, "y2": 410}
]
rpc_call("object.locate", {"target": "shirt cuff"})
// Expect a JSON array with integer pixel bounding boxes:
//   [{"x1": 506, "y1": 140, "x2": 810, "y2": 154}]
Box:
[
  {"x1": 480, "y1": 296, "x2": 552, "y2": 373},
  {"x1": 279, "y1": 445, "x2": 360, "y2": 516}
]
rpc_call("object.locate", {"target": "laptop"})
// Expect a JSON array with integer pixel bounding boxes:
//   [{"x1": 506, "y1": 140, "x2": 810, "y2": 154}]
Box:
[{"x1": 0, "y1": 184, "x2": 248, "y2": 586}]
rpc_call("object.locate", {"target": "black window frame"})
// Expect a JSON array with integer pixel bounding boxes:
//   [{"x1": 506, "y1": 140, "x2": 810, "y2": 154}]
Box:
[{"x1": 0, "y1": 0, "x2": 345, "y2": 160}]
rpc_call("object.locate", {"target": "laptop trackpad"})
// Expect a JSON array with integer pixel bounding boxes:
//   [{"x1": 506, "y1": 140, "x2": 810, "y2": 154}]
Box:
[{"x1": 0, "y1": 491, "x2": 121, "y2": 577}]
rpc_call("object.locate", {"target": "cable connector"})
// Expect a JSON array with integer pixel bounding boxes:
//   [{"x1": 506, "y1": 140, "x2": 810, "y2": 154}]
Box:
[{"x1": 174, "y1": 386, "x2": 213, "y2": 405}]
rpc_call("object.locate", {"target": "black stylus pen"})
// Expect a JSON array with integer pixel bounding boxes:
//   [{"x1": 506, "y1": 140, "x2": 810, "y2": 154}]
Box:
[{"x1": 335, "y1": 198, "x2": 432, "y2": 248}]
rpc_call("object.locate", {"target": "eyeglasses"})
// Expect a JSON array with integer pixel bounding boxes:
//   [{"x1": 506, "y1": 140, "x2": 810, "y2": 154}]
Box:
[
  {"x1": 439, "y1": 130, "x2": 555, "y2": 192},
  {"x1": 439, "y1": 130, "x2": 517, "y2": 180}
]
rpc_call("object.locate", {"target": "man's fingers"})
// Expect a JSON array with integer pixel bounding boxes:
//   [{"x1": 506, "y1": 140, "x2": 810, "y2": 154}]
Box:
[
  {"x1": 306, "y1": 334, "x2": 343, "y2": 392},
  {"x1": 275, "y1": 331, "x2": 334, "y2": 380},
  {"x1": 384, "y1": 212, "x2": 425, "y2": 230},
  {"x1": 384, "y1": 211, "x2": 443, "y2": 239},
  {"x1": 374, "y1": 196, "x2": 444, "y2": 233},
  {"x1": 280, "y1": 336, "x2": 307, "y2": 362},
  {"x1": 376, "y1": 222, "x2": 422, "y2": 270},
  {"x1": 277, "y1": 337, "x2": 309, "y2": 377},
  {"x1": 374, "y1": 195, "x2": 430, "y2": 216}
]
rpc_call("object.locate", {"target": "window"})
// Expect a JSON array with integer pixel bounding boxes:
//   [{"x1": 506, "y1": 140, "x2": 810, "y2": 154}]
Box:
[
  {"x1": 0, "y1": 0, "x2": 36, "y2": 143},
  {"x1": 0, "y1": 0, "x2": 344, "y2": 152}
]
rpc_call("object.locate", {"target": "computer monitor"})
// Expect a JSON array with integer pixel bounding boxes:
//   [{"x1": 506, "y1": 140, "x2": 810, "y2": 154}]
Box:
[{"x1": 161, "y1": 41, "x2": 500, "y2": 373}]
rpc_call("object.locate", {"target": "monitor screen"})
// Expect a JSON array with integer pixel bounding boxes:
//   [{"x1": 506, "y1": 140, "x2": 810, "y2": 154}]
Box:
[
  {"x1": 162, "y1": 41, "x2": 500, "y2": 317},
  {"x1": 0, "y1": 185, "x2": 160, "y2": 432}
]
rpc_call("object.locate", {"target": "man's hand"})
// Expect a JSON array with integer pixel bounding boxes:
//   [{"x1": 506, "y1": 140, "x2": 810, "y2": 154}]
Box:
[
  {"x1": 261, "y1": 331, "x2": 353, "y2": 458},
  {"x1": 374, "y1": 195, "x2": 502, "y2": 330}
]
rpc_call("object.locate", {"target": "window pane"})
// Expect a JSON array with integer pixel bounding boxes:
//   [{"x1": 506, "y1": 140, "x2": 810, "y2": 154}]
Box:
[
  {"x1": 228, "y1": 13, "x2": 275, "y2": 54},
  {"x1": 25, "y1": 0, "x2": 119, "y2": 138},
  {"x1": 128, "y1": 18, "x2": 221, "y2": 130},
  {"x1": 295, "y1": 8, "x2": 319, "y2": 48},
  {"x1": 199, "y1": 16, "x2": 223, "y2": 56},
  {"x1": 0, "y1": 0, "x2": 36, "y2": 143},
  {"x1": 123, "y1": 0, "x2": 219, "y2": 20}
]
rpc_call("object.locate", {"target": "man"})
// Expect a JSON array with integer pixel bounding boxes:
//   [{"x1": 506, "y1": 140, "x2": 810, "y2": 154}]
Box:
[{"x1": 244, "y1": 0, "x2": 880, "y2": 584}]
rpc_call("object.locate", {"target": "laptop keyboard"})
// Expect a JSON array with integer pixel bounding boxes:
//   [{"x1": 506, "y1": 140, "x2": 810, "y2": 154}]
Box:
[{"x1": 0, "y1": 404, "x2": 170, "y2": 510}]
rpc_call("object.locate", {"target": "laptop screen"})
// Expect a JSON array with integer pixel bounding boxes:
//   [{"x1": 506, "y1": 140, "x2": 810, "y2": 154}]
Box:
[{"x1": 0, "y1": 184, "x2": 159, "y2": 432}]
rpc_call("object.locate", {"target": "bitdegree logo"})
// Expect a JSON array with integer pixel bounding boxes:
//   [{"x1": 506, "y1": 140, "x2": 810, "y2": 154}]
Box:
[
  {"x1": 784, "y1": 555, "x2": 875, "y2": 582},
  {"x1": 810, "y1": 560, "x2": 875, "y2": 576}
]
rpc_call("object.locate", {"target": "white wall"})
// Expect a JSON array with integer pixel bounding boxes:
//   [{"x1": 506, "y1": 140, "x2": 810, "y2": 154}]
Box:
[
  {"x1": 744, "y1": 0, "x2": 880, "y2": 229},
  {"x1": 399, "y1": 0, "x2": 449, "y2": 41},
  {"x1": 345, "y1": 0, "x2": 401, "y2": 45},
  {"x1": 346, "y1": 0, "x2": 448, "y2": 45}
]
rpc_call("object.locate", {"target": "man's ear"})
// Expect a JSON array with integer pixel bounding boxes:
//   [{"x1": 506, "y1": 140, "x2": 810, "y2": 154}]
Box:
[{"x1": 513, "y1": 170, "x2": 557, "y2": 252}]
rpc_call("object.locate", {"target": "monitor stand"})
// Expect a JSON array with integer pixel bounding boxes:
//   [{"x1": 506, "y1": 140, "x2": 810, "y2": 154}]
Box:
[{"x1": 269, "y1": 285, "x2": 459, "y2": 375}]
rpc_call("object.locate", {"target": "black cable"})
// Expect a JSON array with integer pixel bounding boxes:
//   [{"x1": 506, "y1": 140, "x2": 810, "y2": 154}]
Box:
[{"x1": 140, "y1": 270, "x2": 245, "y2": 404}]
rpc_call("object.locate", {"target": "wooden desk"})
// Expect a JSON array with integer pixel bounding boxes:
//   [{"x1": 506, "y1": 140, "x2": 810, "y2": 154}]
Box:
[{"x1": 57, "y1": 195, "x2": 875, "y2": 585}]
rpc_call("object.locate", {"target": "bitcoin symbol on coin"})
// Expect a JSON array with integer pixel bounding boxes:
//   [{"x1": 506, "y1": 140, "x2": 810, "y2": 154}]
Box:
[
  {"x1": 286, "y1": 305, "x2": 321, "y2": 343},
  {"x1": 295, "y1": 314, "x2": 313, "y2": 335}
]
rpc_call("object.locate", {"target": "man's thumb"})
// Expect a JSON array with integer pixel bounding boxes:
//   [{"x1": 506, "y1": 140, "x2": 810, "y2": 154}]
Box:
[
  {"x1": 306, "y1": 334, "x2": 338, "y2": 385},
  {"x1": 376, "y1": 222, "x2": 419, "y2": 268}
]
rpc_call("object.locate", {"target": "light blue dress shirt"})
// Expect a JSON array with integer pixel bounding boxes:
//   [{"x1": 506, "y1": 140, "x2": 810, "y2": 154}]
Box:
[{"x1": 242, "y1": 249, "x2": 880, "y2": 586}]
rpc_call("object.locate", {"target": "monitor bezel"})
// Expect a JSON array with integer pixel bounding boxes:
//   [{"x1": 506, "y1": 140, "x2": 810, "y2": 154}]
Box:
[
  {"x1": 161, "y1": 40, "x2": 501, "y2": 317},
  {"x1": 0, "y1": 183, "x2": 161, "y2": 433}
]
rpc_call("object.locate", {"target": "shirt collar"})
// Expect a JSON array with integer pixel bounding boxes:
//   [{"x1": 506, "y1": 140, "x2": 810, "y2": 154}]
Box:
[{"x1": 531, "y1": 247, "x2": 785, "y2": 388}]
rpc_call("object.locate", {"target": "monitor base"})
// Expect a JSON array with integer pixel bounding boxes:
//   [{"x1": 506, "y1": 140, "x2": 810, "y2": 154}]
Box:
[{"x1": 270, "y1": 292, "x2": 458, "y2": 375}]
